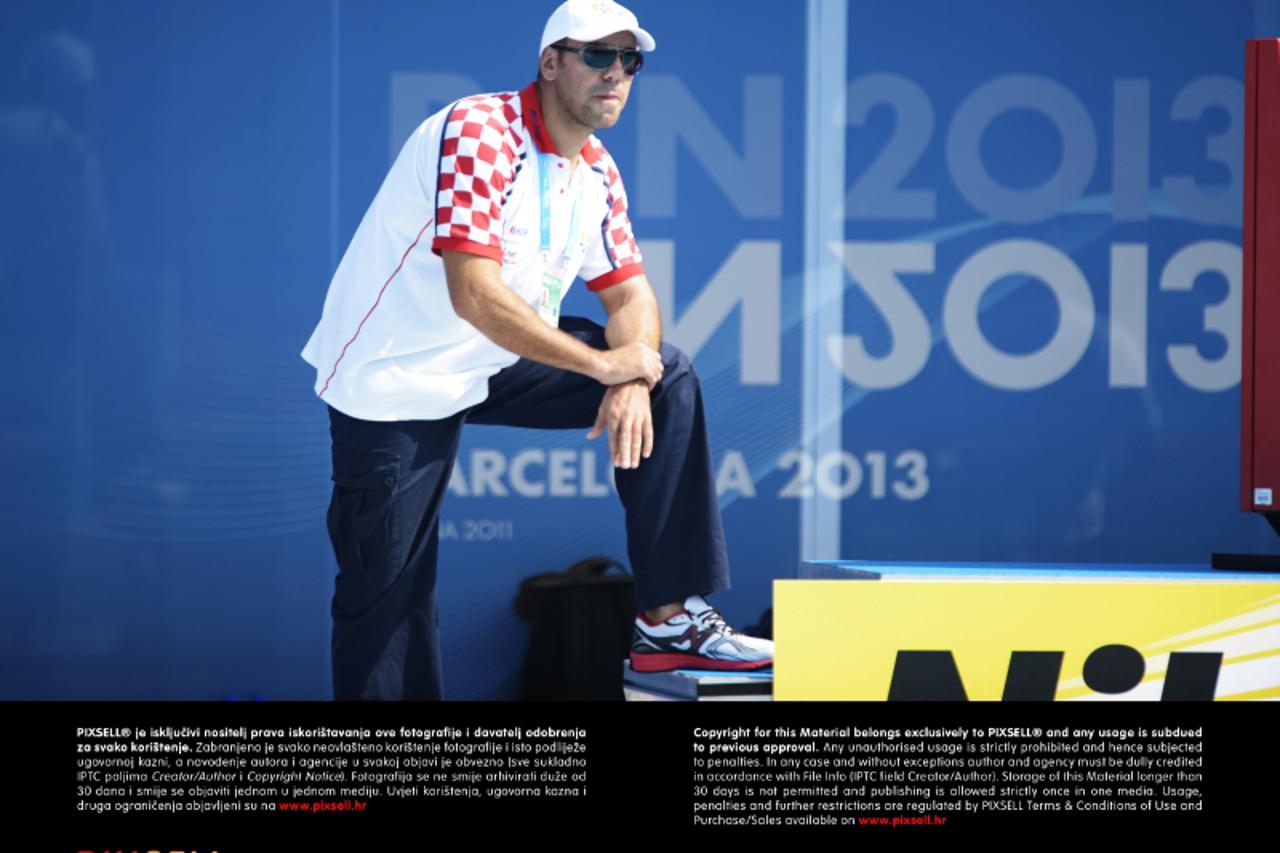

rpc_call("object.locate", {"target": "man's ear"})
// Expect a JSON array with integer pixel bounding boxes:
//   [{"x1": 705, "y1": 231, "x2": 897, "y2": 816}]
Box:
[{"x1": 539, "y1": 47, "x2": 559, "y2": 82}]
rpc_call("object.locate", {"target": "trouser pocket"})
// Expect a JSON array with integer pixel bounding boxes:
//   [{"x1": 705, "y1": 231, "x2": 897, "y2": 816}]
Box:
[{"x1": 327, "y1": 446, "x2": 404, "y2": 616}]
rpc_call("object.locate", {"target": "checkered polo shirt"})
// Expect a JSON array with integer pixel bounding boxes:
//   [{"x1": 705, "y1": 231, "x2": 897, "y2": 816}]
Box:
[{"x1": 302, "y1": 82, "x2": 645, "y2": 422}]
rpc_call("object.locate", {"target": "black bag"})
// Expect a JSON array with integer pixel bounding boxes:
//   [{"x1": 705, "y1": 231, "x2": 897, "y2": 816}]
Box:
[{"x1": 515, "y1": 556, "x2": 636, "y2": 700}]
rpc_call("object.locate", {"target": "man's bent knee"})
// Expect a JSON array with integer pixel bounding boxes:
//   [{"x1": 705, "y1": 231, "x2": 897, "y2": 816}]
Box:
[{"x1": 658, "y1": 342, "x2": 696, "y2": 383}]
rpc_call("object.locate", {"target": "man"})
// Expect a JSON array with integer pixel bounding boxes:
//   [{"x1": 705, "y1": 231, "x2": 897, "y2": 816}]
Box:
[{"x1": 302, "y1": 0, "x2": 772, "y2": 700}]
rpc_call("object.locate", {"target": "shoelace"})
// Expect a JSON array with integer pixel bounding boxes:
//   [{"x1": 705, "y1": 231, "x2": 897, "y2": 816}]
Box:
[{"x1": 690, "y1": 606, "x2": 731, "y2": 636}]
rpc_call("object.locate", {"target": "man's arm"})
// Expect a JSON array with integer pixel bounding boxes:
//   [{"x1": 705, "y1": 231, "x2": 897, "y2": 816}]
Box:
[
  {"x1": 590, "y1": 274, "x2": 663, "y2": 469},
  {"x1": 442, "y1": 251, "x2": 662, "y2": 387},
  {"x1": 599, "y1": 273, "x2": 661, "y2": 352}
]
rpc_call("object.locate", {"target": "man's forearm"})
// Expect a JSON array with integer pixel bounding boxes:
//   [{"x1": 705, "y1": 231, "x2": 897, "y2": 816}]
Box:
[
  {"x1": 444, "y1": 252, "x2": 662, "y2": 387},
  {"x1": 445, "y1": 251, "x2": 608, "y2": 377},
  {"x1": 593, "y1": 276, "x2": 663, "y2": 470}
]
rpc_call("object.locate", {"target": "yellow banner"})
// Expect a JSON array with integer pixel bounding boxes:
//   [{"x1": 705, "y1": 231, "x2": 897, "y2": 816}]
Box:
[{"x1": 774, "y1": 579, "x2": 1280, "y2": 701}]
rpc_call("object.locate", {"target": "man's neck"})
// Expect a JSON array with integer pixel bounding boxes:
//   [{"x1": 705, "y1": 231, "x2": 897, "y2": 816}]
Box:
[{"x1": 536, "y1": 80, "x2": 591, "y2": 165}]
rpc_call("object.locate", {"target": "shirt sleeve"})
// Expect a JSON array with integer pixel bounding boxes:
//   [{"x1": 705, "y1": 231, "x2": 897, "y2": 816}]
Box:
[
  {"x1": 430, "y1": 95, "x2": 522, "y2": 262},
  {"x1": 580, "y1": 143, "x2": 645, "y2": 291}
]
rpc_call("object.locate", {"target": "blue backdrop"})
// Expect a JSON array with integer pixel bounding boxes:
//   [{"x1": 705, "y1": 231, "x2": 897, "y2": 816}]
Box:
[{"x1": 2, "y1": 0, "x2": 1277, "y2": 699}]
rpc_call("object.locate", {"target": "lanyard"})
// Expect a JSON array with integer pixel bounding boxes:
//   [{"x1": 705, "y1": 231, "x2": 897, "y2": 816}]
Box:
[{"x1": 537, "y1": 151, "x2": 582, "y2": 267}]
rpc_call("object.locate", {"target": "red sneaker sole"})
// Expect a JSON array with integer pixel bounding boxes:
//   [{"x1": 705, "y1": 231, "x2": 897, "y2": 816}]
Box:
[{"x1": 629, "y1": 652, "x2": 773, "y2": 672}]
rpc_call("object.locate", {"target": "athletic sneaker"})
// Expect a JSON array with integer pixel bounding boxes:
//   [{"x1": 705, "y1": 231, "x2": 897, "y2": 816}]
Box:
[{"x1": 629, "y1": 595, "x2": 774, "y2": 672}]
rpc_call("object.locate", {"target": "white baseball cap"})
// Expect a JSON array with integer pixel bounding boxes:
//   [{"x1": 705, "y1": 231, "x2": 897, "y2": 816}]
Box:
[{"x1": 539, "y1": 0, "x2": 656, "y2": 55}]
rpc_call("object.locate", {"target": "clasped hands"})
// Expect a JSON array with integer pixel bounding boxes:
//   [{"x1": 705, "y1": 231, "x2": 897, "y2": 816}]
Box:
[{"x1": 589, "y1": 340, "x2": 663, "y2": 469}]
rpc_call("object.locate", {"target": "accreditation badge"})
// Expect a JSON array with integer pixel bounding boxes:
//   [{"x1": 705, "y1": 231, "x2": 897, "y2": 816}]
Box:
[{"x1": 538, "y1": 268, "x2": 565, "y2": 325}]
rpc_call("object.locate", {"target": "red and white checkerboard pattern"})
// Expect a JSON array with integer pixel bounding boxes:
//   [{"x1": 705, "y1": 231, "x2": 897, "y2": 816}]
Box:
[
  {"x1": 584, "y1": 137, "x2": 642, "y2": 277},
  {"x1": 432, "y1": 93, "x2": 523, "y2": 261}
]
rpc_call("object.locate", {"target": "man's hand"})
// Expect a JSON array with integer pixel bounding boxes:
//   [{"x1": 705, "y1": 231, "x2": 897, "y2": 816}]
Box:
[
  {"x1": 594, "y1": 341, "x2": 663, "y2": 388},
  {"x1": 587, "y1": 380, "x2": 653, "y2": 469}
]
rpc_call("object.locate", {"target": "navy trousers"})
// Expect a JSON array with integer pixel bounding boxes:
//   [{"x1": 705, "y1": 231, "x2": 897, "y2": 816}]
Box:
[{"x1": 325, "y1": 317, "x2": 730, "y2": 700}]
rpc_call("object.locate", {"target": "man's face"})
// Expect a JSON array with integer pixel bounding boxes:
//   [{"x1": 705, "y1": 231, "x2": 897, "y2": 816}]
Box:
[{"x1": 542, "y1": 30, "x2": 638, "y2": 133}]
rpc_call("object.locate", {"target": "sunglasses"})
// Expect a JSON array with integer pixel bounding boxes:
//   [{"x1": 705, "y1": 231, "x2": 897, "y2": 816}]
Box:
[{"x1": 552, "y1": 44, "x2": 645, "y2": 75}]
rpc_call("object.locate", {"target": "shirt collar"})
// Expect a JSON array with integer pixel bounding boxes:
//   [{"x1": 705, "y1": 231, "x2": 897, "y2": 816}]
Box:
[{"x1": 520, "y1": 82, "x2": 590, "y2": 160}]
